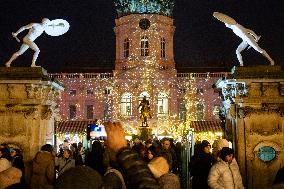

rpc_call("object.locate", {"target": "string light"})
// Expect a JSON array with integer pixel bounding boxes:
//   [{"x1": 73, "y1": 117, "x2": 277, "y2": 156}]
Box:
[{"x1": 49, "y1": 8, "x2": 227, "y2": 141}]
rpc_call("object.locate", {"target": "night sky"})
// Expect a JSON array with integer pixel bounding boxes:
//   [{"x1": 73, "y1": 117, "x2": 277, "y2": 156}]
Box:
[{"x1": 0, "y1": 0, "x2": 283, "y2": 72}]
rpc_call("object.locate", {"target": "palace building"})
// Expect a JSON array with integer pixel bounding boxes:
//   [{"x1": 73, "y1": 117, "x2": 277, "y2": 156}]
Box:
[{"x1": 49, "y1": 0, "x2": 227, "y2": 143}]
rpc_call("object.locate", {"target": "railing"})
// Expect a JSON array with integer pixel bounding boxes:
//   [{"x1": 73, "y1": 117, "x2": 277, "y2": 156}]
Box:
[
  {"x1": 48, "y1": 73, "x2": 114, "y2": 79},
  {"x1": 177, "y1": 72, "x2": 229, "y2": 78}
]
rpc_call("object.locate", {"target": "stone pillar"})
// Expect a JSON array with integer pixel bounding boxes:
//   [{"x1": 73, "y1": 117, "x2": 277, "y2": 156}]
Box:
[
  {"x1": 217, "y1": 66, "x2": 284, "y2": 189},
  {"x1": 0, "y1": 67, "x2": 63, "y2": 180}
]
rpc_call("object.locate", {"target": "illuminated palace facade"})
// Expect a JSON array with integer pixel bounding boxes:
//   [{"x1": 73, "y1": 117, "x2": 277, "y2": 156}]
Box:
[{"x1": 50, "y1": 1, "x2": 227, "y2": 139}]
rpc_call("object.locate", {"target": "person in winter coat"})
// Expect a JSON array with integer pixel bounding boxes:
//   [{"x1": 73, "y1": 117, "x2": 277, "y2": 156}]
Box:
[
  {"x1": 0, "y1": 148, "x2": 12, "y2": 172},
  {"x1": 55, "y1": 121, "x2": 160, "y2": 189},
  {"x1": 30, "y1": 144, "x2": 55, "y2": 189},
  {"x1": 148, "y1": 156, "x2": 181, "y2": 189},
  {"x1": 189, "y1": 140, "x2": 215, "y2": 189},
  {"x1": 0, "y1": 167, "x2": 22, "y2": 189},
  {"x1": 105, "y1": 121, "x2": 160, "y2": 189},
  {"x1": 55, "y1": 149, "x2": 75, "y2": 176},
  {"x1": 208, "y1": 147, "x2": 244, "y2": 189}
]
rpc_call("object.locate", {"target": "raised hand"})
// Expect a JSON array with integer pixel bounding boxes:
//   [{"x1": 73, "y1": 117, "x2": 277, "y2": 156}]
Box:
[{"x1": 104, "y1": 121, "x2": 127, "y2": 153}]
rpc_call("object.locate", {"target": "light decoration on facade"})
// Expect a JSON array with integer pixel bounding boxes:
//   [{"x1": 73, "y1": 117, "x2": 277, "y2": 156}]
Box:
[
  {"x1": 50, "y1": 11, "x2": 226, "y2": 141},
  {"x1": 114, "y1": 0, "x2": 174, "y2": 17},
  {"x1": 51, "y1": 71, "x2": 224, "y2": 140}
]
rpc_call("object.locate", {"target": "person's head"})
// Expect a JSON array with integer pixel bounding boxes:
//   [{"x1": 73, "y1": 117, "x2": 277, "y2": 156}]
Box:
[
  {"x1": 147, "y1": 145, "x2": 159, "y2": 161},
  {"x1": 55, "y1": 166, "x2": 103, "y2": 189},
  {"x1": 220, "y1": 147, "x2": 234, "y2": 163},
  {"x1": 161, "y1": 138, "x2": 171, "y2": 150},
  {"x1": 41, "y1": 144, "x2": 54, "y2": 153},
  {"x1": 201, "y1": 140, "x2": 211, "y2": 154},
  {"x1": 41, "y1": 18, "x2": 50, "y2": 25},
  {"x1": 0, "y1": 148, "x2": 10, "y2": 159},
  {"x1": 9, "y1": 148, "x2": 16, "y2": 157},
  {"x1": 148, "y1": 157, "x2": 169, "y2": 178},
  {"x1": 212, "y1": 139, "x2": 229, "y2": 159},
  {"x1": 63, "y1": 149, "x2": 72, "y2": 159}
]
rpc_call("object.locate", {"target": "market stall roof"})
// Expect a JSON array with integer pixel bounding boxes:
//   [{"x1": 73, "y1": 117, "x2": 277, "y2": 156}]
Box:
[
  {"x1": 57, "y1": 120, "x2": 98, "y2": 133},
  {"x1": 191, "y1": 121, "x2": 223, "y2": 133}
]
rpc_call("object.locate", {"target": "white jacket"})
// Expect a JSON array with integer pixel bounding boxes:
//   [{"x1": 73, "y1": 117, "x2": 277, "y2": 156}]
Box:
[{"x1": 208, "y1": 158, "x2": 244, "y2": 189}]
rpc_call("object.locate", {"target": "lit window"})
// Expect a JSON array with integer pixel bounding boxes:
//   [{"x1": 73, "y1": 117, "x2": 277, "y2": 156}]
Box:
[
  {"x1": 196, "y1": 102, "x2": 204, "y2": 120},
  {"x1": 69, "y1": 105, "x2": 76, "y2": 120},
  {"x1": 141, "y1": 36, "x2": 149, "y2": 56},
  {"x1": 123, "y1": 38, "x2": 129, "y2": 58},
  {"x1": 179, "y1": 103, "x2": 186, "y2": 121},
  {"x1": 160, "y1": 37, "x2": 166, "y2": 58},
  {"x1": 86, "y1": 105, "x2": 94, "y2": 119},
  {"x1": 121, "y1": 93, "x2": 132, "y2": 116},
  {"x1": 104, "y1": 87, "x2": 112, "y2": 95},
  {"x1": 157, "y1": 92, "x2": 168, "y2": 115}
]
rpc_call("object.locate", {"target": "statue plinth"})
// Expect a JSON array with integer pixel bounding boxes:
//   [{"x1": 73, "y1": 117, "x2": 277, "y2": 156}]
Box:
[
  {"x1": 230, "y1": 65, "x2": 283, "y2": 79},
  {"x1": 0, "y1": 67, "x2": 64, "y2": 181},
  {"x1": 218, "y1": 65, "x2": 284, "y2": 189},
  {"x1": 137, "y1": 126, "x2": 152, "y2": 141}
]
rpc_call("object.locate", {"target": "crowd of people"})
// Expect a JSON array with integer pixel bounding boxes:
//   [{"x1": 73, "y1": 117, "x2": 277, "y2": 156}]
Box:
[
  {"x1": 1, "y1": 122, "x2": 284, "y2": 189},
  {"x1": 0, "y1": 122, "x2": 182, "y2": 189},
  {"x1": 189, "y1": 139, "x2": 284, "y2": 189}
]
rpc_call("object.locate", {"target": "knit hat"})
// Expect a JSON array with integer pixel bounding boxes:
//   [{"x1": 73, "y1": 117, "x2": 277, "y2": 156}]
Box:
[
  {"x1": 212, "y1": 139, "x2": 229, "y2": 152},
  {"x1": 148, "y1": 157, "x2": 169, "y2": 178},
  {"x1": 0, "y1": 167, "x2": 22, "y2": 189},
  {"x1": 201, "y1": 140, "x2": 211, "y2": 149},
  {"x1": 55, "y1": 166, "x2": 103, "y2": 189}
]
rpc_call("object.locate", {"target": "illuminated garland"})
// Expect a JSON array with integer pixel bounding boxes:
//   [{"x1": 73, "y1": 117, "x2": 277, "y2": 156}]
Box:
[{"x1": 114, "y1": 0, "x2": 174, "y2": 17}]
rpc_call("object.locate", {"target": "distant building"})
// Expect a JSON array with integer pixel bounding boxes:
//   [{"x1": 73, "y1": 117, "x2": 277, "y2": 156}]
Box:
[{"x1": 49, "y1": 0, "x2": 228, "y2": 142}]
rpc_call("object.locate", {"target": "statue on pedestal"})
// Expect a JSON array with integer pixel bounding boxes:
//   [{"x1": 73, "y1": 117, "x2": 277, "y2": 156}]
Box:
[
  {"x1": 5, "y1": 18, "x2": 69, "y2": 68},
  {"x1": 213, "y1": 12, "x2": 274, "y2": 66},
  {"x1": 138, "y1": 96, "x2": 152, "y2": 127}
]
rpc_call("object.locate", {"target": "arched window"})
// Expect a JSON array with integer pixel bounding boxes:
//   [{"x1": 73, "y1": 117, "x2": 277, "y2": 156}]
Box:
[
  {"x1": 139, "y1": 91, "x2": 150, "y2": 101},
  {"x1": 160, "y1": 37, "x2": 166, "y2": 58},
  {"x1": 123, "y1": 38, "x2": 129, "y2": 58},
  {"x1": 121, "y1": 93, "x2": 132, "y2": 116},
  {"x1": 157, "y1": 92, "x2": 168, "y2": 115},
  {"x1": 140, "y1": 36, "x2": 149, "y2": 56},
  {"x1": 196, "y1": 102, "x2": 204, "y2": 120}
]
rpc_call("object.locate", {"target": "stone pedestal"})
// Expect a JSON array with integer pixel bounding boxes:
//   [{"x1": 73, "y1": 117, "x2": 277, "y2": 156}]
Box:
[
  {"x1": 0, "y1": 67, "x2": 63, "y2": 180},
  {"x1": 219, "y1": 66, "x2": 284, "y2": 189},
  {"x1": 137, "y1": 126, "x2": 152, "y2": 141}
]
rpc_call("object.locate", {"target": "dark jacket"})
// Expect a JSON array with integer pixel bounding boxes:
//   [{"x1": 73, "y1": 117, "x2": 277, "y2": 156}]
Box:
[
  {"x1": 189, "y1": 152, "x2": 215, "y2": 189},
  {"x1": 117, "y1": 148, "x2": 160, "y2": 189}
]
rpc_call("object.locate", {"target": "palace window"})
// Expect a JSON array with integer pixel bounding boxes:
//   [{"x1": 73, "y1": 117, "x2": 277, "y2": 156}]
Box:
[
  {"x1": 87, "y1": 89, "x2": 94, "y2": 95},
  {"x1": 69, "y1": 105, "x2": 76, "y2": 120},
  {"x1": 104, "y1": 87, "x2": 112, "y2": 95},
  {"x1": 157, "y1": 92, "x2": 168, "y2": 115},
  {"x1": 86, "y1": 105, "x2": 94, "y2": 119},
  {"x1": 196, "y1": 102, "x2": 204, "y2": 120},
  {"x1": 120, "y1": 93, "x2": 132, "y2": 116},
  {"x1": 179, "y1": 103, "x2": 186, "y2": 121},
  {"x1": 197, "y1": 88, "x2": 204, "y2": 95},
  {"x1": 69, "y1": 89, "x2": 76, "y2": 96},
  {"x1": 123, "y1": 38, "x2": 129, "y2": 58},
  {"x1": 160, "y1": 37, "x2": 166, "y2": 58},
  {"x1": 140, "y1": 36, "x2": 149, "y2": 56}
]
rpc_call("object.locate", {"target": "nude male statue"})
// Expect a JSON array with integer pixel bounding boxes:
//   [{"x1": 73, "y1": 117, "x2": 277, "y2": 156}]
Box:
[
  {"x1": 5, "y1": 18, "x2": 69, "y2": 67},
  {"x1": 213, "y1": 12, "x2": 274, "y2": 66},
  {"x1": 5, "y1": 18, "x2": 51, "y2": 67}
]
